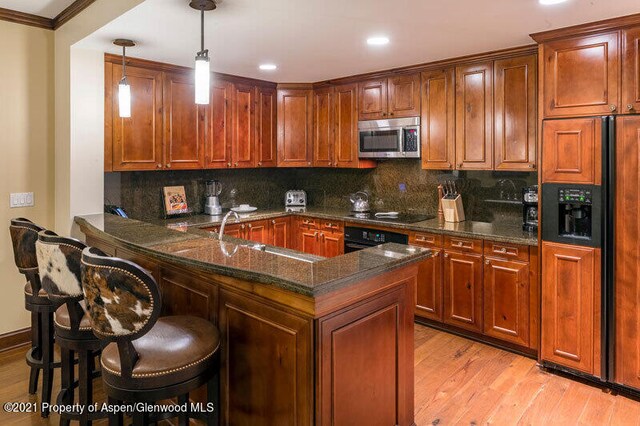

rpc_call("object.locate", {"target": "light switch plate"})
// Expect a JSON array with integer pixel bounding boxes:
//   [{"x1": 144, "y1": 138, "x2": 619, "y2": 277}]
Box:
[{"x1": 10, "y1": 192, "x2": 34, "y2": 208}]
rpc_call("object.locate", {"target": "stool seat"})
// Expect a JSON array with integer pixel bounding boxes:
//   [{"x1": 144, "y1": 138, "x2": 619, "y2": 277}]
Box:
[
  {"x1": 54, "y1": 304, "x2": 93, "y2": 335},
  {"x1": 24, "y1": 281, "x2": 47, "y2": 297},
  {"x1": 101, "y1": 316, "x2": 220, "y2": 390}
]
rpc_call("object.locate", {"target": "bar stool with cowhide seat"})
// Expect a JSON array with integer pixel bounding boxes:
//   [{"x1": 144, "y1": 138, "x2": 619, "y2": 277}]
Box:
[
  {"x1": 36, "y1": 230, "x2": 108, "y2": 426},
  {"x1": 9, "y1": 218, "x2": 60, "y2": 418},
  {"x1": 80, "y1": 247, "x2": 221, "y2": 426}
]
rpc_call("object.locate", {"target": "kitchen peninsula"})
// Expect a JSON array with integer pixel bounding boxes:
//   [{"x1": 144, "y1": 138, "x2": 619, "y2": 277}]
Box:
[{"x1": 75, "y1": 213, "x2": 431, "y2": 425}]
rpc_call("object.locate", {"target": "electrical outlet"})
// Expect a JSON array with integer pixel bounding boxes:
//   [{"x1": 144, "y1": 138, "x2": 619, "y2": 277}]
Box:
[{"x1": 10, "y1": 192, "x2": 34, "y2": 208}]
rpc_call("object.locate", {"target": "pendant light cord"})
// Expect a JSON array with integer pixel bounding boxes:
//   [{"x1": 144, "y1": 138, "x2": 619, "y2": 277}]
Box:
[
  {"x1": 200, "y1": 9, "x2": 204, "y2": 54},
  {"x1": 122, "y1": 45, "x2": 127, "y2": 77}
]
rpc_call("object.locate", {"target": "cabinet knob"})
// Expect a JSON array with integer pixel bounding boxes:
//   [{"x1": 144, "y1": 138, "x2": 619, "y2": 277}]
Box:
[
  {"x1": 234, "y1": 162, "x2": 238, "y2": 167},
  {"x1": 241, "y1": 224, "x2": 246, "y2": 229},
  {"x1": 166, "y1": 164, "x2": 171, "y2": 168},
  {"x1": 271, "y1": 220, "x2": 276, "y2": 224},
  {"x1": 444, "y1": 253, "x2": 449, "y2": 258},
  {"x1": 227, "y1": 162, "x2": 231, "y2": 167},
  {"x1": 528, "y1": 164, "x2": 534, "y2": 168},
  {"x1": 156, "y1": 163, "x2": 162, "y2": 169},
  {"x1": 307, "y1": 161, "x2": 311, "y2": 166},
  {"x1": 610, "y1": 104, "x2": 617, "y2": 112},
  {"x1": 498, "y1": 248, "x2": 507, "y2": 253},
  {"x1": 485, "y1": 260, "x2": 491, "y2": 265},
  {"x1": 247, "y1": 224, "x2": 252, "y2": 228},
  {"x1": 258, "y1": 161, "x2": 263, "y2": 166},
  {"x1": 389, "y1": 112, "x2": 394, "y2": 116},
  {"x1": 446, "y1": 163, "x2": 451, "y2": 168},
  {"x1": 628, "y1": 104, "x2": 634, "y2": 111},
  {"x1": 458, "y1": 163, "x2": 463, "y2": 168}
]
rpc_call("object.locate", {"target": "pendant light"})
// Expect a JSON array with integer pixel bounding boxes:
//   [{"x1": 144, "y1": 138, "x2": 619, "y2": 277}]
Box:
[
  {"x1": 113, "y1": 39, "x2": 135, "y2": 118},
  {"x1": 190, "y1": 0, "x2": 216, "y2": 104}
]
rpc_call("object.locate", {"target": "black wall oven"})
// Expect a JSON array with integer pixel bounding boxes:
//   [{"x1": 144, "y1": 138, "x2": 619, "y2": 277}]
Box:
[{"x1": 344, "y1": 226, "x2": 409, "y2": 253}]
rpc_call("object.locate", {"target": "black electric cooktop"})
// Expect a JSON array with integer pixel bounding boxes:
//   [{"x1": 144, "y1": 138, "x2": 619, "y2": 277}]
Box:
[{"x1": 346, "y1": 212, "x2": 435, "y2": 224}]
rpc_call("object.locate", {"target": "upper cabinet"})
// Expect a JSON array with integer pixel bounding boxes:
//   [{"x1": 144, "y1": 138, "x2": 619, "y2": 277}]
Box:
[
  {"x1": 494, "y1": 55, "x2": 537, "y2": 170},
  {"x1": 539, "y1": 32, "x2": 619, "y2": 118},
  {"x1": 623, "y1": 27, "x2": 640, "y2": 114},
  {"x1": 256, "y1": 87, "x2": 278, "y2": 168},
  {"x1": 204, "y1": 79, "x2": 233, "y2": 168},
  {"x1": 107, "y1": 63, "x2": 163, "y2": 171},
  {"x1": 313, "y1": 87, "x2": 333, "y2": 167},
  {"x1": 277, "y1": 88, "x2": 313, "y2": 167},
  {"x1": 421, "y1": 69, "x2": 455, "y2": 170},
  {"x1": 231, "y1": 83, "x2": 256, "y2": 168},
  {"x1": 455, "y1": 62, "x2": 494, "y2": 170},
  {"x1": 358, "y1": 74, "x2": 420, "y2": 120}
]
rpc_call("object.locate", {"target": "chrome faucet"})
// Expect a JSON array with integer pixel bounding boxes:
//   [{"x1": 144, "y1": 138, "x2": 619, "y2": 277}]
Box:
[{"x1": 219, "y1": 211, "x2": 239, "y2": 241}]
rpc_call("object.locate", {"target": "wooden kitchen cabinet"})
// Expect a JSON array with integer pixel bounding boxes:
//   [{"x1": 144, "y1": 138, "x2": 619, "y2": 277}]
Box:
[
  {"x1": 163, "y1": 71, "x2": 204, "y2": 170},
  {"x1": 256, "y1": 87, "x2": 278, "y2": 167},
  {"x1": 455, "y1": 62, "x2": 494, "y2": 170},
  {"x1": 542, "y1": 118, "x2": 602, "y2": 185},
  {"x1": 622, "y1": 27, "x2": 640, "y2": 114},
  {"x1": 313, "y1": 87, "x2": 333, "y2": 167},
  {"x1": 541, "y1": 241, "x2": 601, "y2": 376},
  {"x1": 443, "y1": 250, "x2": 484, "y2": 333},
  {"x1": 421, "y1": 69, "x2": 455, "y2": 170},
  {"x1": 494, "y1": 55, "x2": 537, "y2": 171},
  {"x1": 483, "y1": 257, "x2": 530, "y2": 347},
  {"x1": 409, "y1": 232, "x2": 444, "y2": 322},
  {"x1": 539, "y1": 32, "x2": 620, "y2": 118},
  {"x1": 108, "y1": 63, "x2": 163, "y2": 171},
  {"x1": 334, "y1": 84, "x2": 375, "y2": 168},
  {"x1": 205, "y1": 79, "x2": 233, "y2": 168},
  {"x1": 245, "y1": 219, "x2": 269, "y2": 244},
  {"x1": 358, "y1": 74, "x2": 420, "y2": 120},
  {"x1": 277, "y1": 88, "x2": 313, "y2": 167},
  {"x1": 293, "y1": 217, "x2": 344, "y2": 257},
  {"x1": 614, "y1": 115, "x2": 640, "y2": 389},
  {"x1": 269, "y1": 217, "x2": 291, "y2": 248},
  {"x1": 232, "y1": 83, "x2": 256, "y2": 168}
]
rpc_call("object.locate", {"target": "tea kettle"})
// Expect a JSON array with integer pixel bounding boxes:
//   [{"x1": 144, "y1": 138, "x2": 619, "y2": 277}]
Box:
[{"x1": 350, "y1": 191, "x2": 371, "y2": 213}]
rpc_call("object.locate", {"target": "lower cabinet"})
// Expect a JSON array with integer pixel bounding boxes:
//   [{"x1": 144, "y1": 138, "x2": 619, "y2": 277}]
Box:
[
  {"x1": 409, "y1": 232, "x2": 444, "y2": 322},
  {"x1": 541, "y1": 241, "x2": 601, "y2": 376},
  {"x1": 244, "y1": 219, "x2": 269, "y2": 244},
  {"x1": 218, "y1": 288, "x2": 313, "y2": 425},
  {"x1": 203, "y1": 218, "x2": 289, "y2": 248},
  {"x1": 483, "y1": 257, "x2": 530, "y2": 346},
  {"x1": 269, "y1": 217, "x2": 291, "y2": 248},
  {"x1": 293, "y1": 218, "x2": 344, "y2": 257},
  {"x1": 443, "y1": 250, "x2": 484, "y2": 333}
]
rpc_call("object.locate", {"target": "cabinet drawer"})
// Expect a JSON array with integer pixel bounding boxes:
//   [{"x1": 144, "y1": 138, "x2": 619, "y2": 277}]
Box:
[
  {"x1": 409, "y1": 232, "x2": 443, "y2": 248},
  {"x1": 320, "y1": 220, "x2": 344, "y2": 232},
  {"x1": 444, "y1": 236, "x2": 483, "y2": 254},
  {"x1": 298, "y1": 217, "x2": 319, "y2": 229},
  {"x1": 484, "y1": 241, "x2": 529, "y2": 262}
]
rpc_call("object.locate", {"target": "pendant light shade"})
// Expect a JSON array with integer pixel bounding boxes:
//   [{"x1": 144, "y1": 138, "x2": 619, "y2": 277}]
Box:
[
  {"x1": 113, "y1": 39, "x2": 135, "y2": 118},
  {"x1": 190, "y1": 0, "x2": 216, "y2": 105}
]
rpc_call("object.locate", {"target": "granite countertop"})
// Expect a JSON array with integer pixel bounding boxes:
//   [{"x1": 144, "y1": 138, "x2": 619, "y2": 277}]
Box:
[
  {"x1": 75, "y1": 214, "x2": 432, "y2": 297},
  {"x1": 153, "y1": 207, "x2": 538, "y2": 246}
]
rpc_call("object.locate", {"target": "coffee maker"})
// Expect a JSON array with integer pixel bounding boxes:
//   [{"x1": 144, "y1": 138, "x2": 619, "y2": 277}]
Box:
[
  {"x1": 204, "y1": 180, "x2": 223, "y2": 216},
  {"x1": 522, "y1": 185, "x2": 538, "y2": 232}
]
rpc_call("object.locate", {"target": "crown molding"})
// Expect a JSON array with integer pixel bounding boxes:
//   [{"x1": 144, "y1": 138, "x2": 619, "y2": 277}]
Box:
[
  {"x1": 530, "y1": 12, "x2": 640, "y2": 42},
  {"x1": 0, "y1": 0, "x2": 96, "y2": 30}
]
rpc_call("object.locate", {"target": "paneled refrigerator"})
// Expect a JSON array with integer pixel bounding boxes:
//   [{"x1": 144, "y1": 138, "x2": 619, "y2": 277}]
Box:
[{"x1": 540, "y1": 114, "x2": 640, "y2": 394}]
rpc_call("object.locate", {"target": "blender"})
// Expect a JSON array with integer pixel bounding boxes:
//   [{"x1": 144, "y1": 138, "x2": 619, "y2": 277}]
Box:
[{"x1": 204, "y1": 180, "x2": 223, "y2": 215}]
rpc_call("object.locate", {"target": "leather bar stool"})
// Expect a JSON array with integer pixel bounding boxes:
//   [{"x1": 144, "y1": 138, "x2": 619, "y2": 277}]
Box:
[
  {"x1": 36, "y1": 230, "x2": 107, "y2": 426},
  {"x1": 80, "y1": 247, "x2": 221, "y2": 426},
  {"x1": 9, "y1": 218, "x2": 60, "y2": 417}
]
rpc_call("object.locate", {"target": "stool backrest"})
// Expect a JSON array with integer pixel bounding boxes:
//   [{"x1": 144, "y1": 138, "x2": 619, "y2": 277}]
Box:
[
  {"x1": 9, "y1": 218, "x2": 45, "y2": 274},
  {"x1": 80, "y1": 247, "x2": 161, "y2": 341},
  {"x1": 36, "y1": 230, "x2": 86, "y2": 304}
]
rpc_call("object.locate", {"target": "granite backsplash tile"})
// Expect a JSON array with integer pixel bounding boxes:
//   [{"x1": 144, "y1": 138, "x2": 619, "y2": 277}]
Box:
[{"x1": 106, "y1": 160, "x2": 536, "y2": 222}]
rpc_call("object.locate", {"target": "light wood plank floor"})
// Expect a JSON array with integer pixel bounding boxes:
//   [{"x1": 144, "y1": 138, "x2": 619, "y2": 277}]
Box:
[{"x1": 1, "y1": 324, "x2": 639, "y2": 425}]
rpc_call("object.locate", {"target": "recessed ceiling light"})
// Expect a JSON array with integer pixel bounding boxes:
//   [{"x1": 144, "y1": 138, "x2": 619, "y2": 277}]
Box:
[
  {"x1": 367, "y1": 36, "x2": 390, "y2": 46},
  {"x1": 259, "y1": 64, "x2": 277, "y2": 71},
  {"x1": 539, "y1": 0, "x2": 569, "y2": 5}
]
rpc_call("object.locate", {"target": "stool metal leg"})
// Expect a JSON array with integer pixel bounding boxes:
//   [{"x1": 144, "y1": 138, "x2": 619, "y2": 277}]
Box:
[
  {"x1": 40, "y1": 311, "x2": 54, "y2": 418},
  {"x1": 59, "y1": 346, "x2": 74, "y2": 426},
  {"x1": 178, "y1": 393, "x2": 189, "y2": 426},
  {"x1": 207, "y1": 371, "x2": 220, "y2": 426},
  {"x1": 107, "y1": 397, "x2": 123, "y2": 426},
  {"x1": 28, "y1": 311, "x2": 42, "y2": 395},
  {"x1": 78, "y1": 349, "x2": 93, "y2": 426}
]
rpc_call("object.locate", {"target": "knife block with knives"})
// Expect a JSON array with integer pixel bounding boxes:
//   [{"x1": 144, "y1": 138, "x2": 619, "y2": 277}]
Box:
[{"x1": 440, "y1": 180, "x2": 465, "y2": 223}]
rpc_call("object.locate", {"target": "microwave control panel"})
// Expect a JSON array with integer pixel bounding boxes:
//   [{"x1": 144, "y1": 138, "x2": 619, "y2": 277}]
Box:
[{"x1": 403, "y1": 128, "x2": 419, "y2": 152}]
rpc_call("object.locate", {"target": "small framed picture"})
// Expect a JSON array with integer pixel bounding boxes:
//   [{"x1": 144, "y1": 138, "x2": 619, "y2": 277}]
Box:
[{"x1": 163, "y1": 186, "x2": 189, "y2": 216}]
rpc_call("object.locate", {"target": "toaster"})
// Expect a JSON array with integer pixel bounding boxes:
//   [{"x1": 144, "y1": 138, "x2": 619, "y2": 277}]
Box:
[{"x1": 285, "y1": 190, "x2": 306, "y2": 207}]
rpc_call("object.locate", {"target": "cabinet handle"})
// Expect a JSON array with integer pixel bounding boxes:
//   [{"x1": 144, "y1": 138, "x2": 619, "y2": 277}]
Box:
[
  {"x1": 156, "y1": 163, "x2": 162, "y2": 169},
  {"x1": 258, "y1": 161, "x2": 263, "y2": 166},
  {"x1": 241, "y1": 224, "x2": 246, "y2": 229},
  {"x1": 247, "y1": 224, "x2": 252, "y2": 228},
  {"x1": 271, "y1": 220, "x2": 276, "y2": 225},
  {"x1": 446, "y1": 163, "x2": 451, "y2": 168},
  {"x1": 453, "y1": 242, "x2": 464, "y2": 247},
  {"x1": 610, "y1": 104, "x2": 617, "y2": 112},
  {"x1": 227, "y1": 162, "x2": 231, "y2": 167},
  {"x1": 528, "y1": 164, "x2": 534, "y2": 168},
  {"x1": 389, "y1": 112, "x2": 394, "y2": 116},
  {"x1": 485, "y1": 260, "x2": 491, "y2": 265},
  {"x1": 307, "y1": 161, "x2": 311, "y2": 166},
  {"x1": 458, "y1": 163, "x2": 463, "y2": 168},
  {"x1": 444, "y1": 253, "x2": 449, "y2": 258},
  {"x1": 497, "y1": 247, "x2": 507, "y2": 253},
  {"x1": 234, "y1": 162, "x2": 238, "y2": 167},
  {"x1": 166, "y1": 164, "x2": 171, "y2": 168},
  {"x1": 628, "y1": 104, "x2": 634, "y2": 111}
]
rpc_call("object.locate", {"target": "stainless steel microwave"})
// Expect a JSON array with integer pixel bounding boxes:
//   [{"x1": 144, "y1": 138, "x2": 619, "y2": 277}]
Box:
[{"x1": 358, "y1": 117, "x2": 420, "y2": 159}]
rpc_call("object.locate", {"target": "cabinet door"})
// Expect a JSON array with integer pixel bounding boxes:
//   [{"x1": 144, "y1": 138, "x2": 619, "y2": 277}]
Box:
[
  {"x1": 622, "y1": 27, "x2": 640, "y2": 114},
  {"x1": 158, "y1": 267, "x2": 217, "y2": 322},
  {"x1": 541, "y1": 118, "x2": 602, "y2": 184},
  {"x1": 205, "y1": 80, "x2": 233, "y2": 168},
  {"x1": 358, "y1": 79, "x2": 387, "y2": 120},
  {"x1": 111, "y1": 64, "x2": 163, "y2": 171},
  {"x1": 218, "y1": 289, "x2": 312, "y2": 425},
  {"x1": 483, "y1": 257, "x2": 530, "y2": 346},
  {"x1": 256, "y1": 87, "x2": 277, "y2": 167},
  {"x1": 494, "y1": 55, "x2": 537, "y2": 171},
  {"x1": 222, "y1": 223, "x2": 243, "y2": 240},
  {"x1": 443, "y1": 251, "x2": 483, "y2": 333},
  {"x1": 300, "y1": 230, "x2": 320, "y2": 256},
  {"x1": 421, "y1": 69, "x2": 455, "y2": 170},
  {"x1": 387, "y1": 73, "x2": 421, "y2": 118},
  {"x1": 320, "y1": 231, "x2": 344, "y2": 258},
  {"x1": 334, "y1": 84, "x2": 373, "y2": 168},
  {"x1": 163, "y1": 71, "x2": 204, "y2": 170},
  {"x1": 415, "y1": 249, "x2": 443, "y2": 322},
  {"x1": 245, "y1": 220, "x2": 269, "y2": 244},
  {"x1": 231, "y1": 83, "x2": 256, "y2": 168},
  {"x1": 277, "y1": 89, "x2": 313, "y2": 167},
  {"x1": 541, "y1": 241, "x2": 601, "y2": 376},
  {"x1": 615, "y1": 115, "x2": 640, "y2": 389},
  {"x1": 542, "y1": 32, "x2": 619, "y2": 118},
  {"x1": 313, "y1": 87, "x2": 334, "y2": 167},
  {"x1": 269, "y1": 217, "x2": 290, "y2": 248},
  {"x1": 455, "y1": 62, "x2": 493, "y2": 170}
]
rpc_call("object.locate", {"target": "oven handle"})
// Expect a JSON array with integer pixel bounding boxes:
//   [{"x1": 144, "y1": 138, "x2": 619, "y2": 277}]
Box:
[{"x1": 345, "y1": 242, "x2": 376, "y2": 250}]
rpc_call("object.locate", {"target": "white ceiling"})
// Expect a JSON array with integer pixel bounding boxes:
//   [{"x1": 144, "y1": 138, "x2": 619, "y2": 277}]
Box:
[
  {"x1": 77, "y1": 0, "x2": 640, "y2": 83},
  {"x1": 0, "y1": 0, "x2": 76, "y2": 18}
]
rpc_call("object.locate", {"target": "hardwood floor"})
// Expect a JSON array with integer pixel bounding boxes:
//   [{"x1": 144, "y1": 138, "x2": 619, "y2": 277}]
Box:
[{"x1": 1, "y1": 324, "x2": 639, "y2": 425}]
